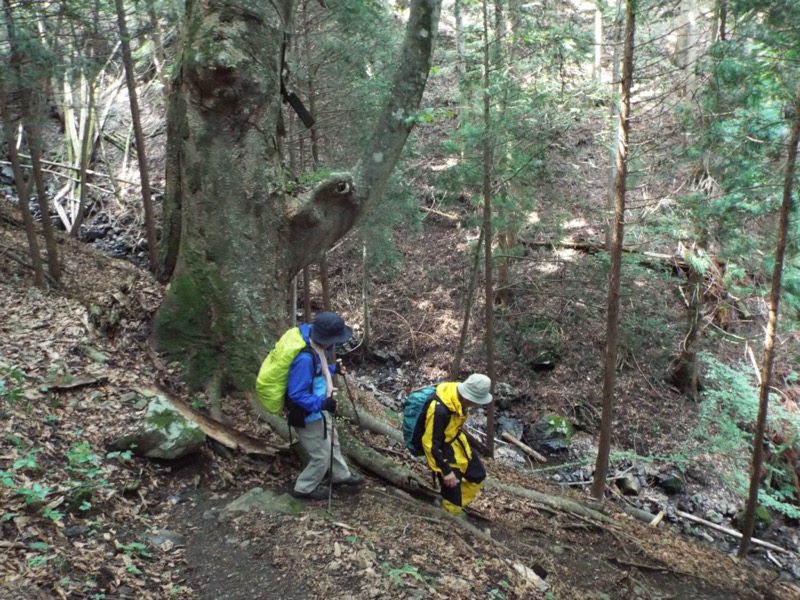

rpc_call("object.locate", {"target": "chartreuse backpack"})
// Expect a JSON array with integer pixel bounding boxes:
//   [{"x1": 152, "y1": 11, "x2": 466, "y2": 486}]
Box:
[
  {"x1": 402, "y1": 386, "x2": 438, "y2": 456},
  {"x1": 255, "y1": 328, "x2": 310, "y2": 414}
]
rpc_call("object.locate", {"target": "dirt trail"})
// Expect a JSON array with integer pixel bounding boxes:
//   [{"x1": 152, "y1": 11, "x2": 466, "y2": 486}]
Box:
[{"x1": 162, "y1": 439, "x2": 795, "y2": 600}]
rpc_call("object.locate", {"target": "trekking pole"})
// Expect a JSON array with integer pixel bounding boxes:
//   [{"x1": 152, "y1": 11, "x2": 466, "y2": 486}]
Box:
[
  {"x1": 328, "y1": 417, "x2": 335, "y2": 512},
  {"x1": 337, "y1": 360, "x2": 361, "y2": 427}
]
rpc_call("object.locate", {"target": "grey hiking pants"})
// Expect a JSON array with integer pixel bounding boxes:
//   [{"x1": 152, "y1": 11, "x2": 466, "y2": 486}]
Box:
[{"x1": 293, "y1": 412, "x2": 352, "y2": 494}]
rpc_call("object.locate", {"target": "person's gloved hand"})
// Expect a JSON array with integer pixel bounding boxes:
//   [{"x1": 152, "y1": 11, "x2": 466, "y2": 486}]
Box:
[{"x1": 322, "y1": 397, "x2": 337, "y2": 414}]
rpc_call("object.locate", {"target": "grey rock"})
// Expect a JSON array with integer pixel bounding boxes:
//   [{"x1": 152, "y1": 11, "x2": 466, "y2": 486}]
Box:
[
  {"x1": 63, "y1": 525, "x2": 89, "y2": 538},
  {"x1": 494, "y1": 445, "x2": 525, "y2": 467},
  {"x1": 496, "y1": 416, "x2": 525, "y2": 440},
  {"x1": 220, "y1": 487, "x2": 304, "y2": 520},
  {"x1": 616, "y1": 474, "x2": 641, "y2": 496},
  {"x1": 146, "y1": 529, "x2": 187, "y2": 547},
  {"x1": 110, "y1": 395, "x2": 205, "y2": 460},
  {"x1": 529, "y1": 414, "x2": 575, "y2": 452},
  {"x1": 696, "y1": 530, "x2": 715, "y2": 543}
]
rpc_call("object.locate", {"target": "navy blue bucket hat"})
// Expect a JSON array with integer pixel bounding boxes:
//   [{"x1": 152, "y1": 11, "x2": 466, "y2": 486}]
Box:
[{"x1": 310, "y1": 312, "x2": 353, "y2": 346}]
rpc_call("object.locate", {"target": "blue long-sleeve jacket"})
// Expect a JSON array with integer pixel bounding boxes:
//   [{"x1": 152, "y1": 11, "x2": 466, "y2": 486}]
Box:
[{"x1": 286, "y1": 323, "x2": 336, "y2": 424}]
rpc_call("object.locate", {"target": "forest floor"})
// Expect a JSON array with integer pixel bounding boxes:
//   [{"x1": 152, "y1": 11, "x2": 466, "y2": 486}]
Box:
[{"x1": 2, "y1": 194, "x2": 800, "y2": 600}]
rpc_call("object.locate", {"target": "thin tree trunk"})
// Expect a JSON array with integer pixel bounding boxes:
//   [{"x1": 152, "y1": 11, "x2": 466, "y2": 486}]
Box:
[
  {"x1": 290, "y1": 276, "x2": 298, "y2": 326},
  {"x1": 28, "y1": 128, "x2": 61, "y2": 282},
  {"x1": 451, "y1": 229, "x2": 484, "y2": 379},
  {"x1": 605, "y1": 0, "x2": 624, "y2": 251},
  {"x1": 592, "y1": 0, "x2": 634, "y2": 501},
  {"x1": 683, "y1": 0, "x2": 698, "y2": 96},
  {"x1": 492, "y1": 0, "x2": 516, "y2": 307},
  {"x1": 717, "y1": 0, "x2": 726, "y2": 41},
  {"x1": 114, "y1": 0, "x2": 157, "y2": 272},
  {"x1": 302, "y1": 0, "x2": 320, "y2": 168},
  {"x1": 302, "y1": 265, "x2": 311, "y2": 322},
  {"x1": 1, "y1": 109, "x2": 46, "y2": 288},
  {"x1": 320, "y1": 253, "x2": 331, "y2": 311},
  {"x1": 738, "y1": 83, "x2": 800, "y2": 557},
  {"x1": 482, "y1": 0, "x2": 496, "y2": 458},
  {"x1": 144, "y1": 0, "x2": 170, "y2": 99},
  {"x1": 454, "y1": 0, "x2": 466, "y2": 76},
  {"x1": 667, "y1": 242, "x2": 706, "y2": 400},
  {"x1": 361, "y1": 242, "x2": 371, "y2": 356},
  {"x1": 70, "y1": 74, "x2": 96, "y2": 236},
  {"x1": 594, "y1": 2, "x2": 603, "y2": 80}
]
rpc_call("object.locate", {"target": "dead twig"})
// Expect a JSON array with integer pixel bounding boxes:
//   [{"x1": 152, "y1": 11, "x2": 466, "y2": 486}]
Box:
[{"x1": 606, "y1": 555, "x2": 670, "y2": 573}]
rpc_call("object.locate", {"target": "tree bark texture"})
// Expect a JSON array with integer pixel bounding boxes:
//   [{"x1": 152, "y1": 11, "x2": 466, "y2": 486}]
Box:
[
  {"x1": 451, "y1": 229, "x2": 483, "y2": 378},
  {"x1": 0, "y1": 104, "x2": 46, "y2": 288},
  {"x1": 2, "y1": 0, "x2": 60, "y2": 285},
  {"x1": 115, "y1": 0, "x2": 158, "y2": 272},
  {"x1": 481, "y1": 0, "x2": 496, "y2": 457},
  {"x1": 667, "y1": 242, "x2": 706, "y2": 400},
  {"x1": 156, "y1": 0, "x2": 441, "y2": 390},
  {"x1": 28, "y1": 128, "x2": 62, "y2": 282},
  {"x1": 592, "y1": 0, "x2": 634, "y2": 501},
  {"x1": 738, "y1": 83, "x2": 800, "y2": 557}
]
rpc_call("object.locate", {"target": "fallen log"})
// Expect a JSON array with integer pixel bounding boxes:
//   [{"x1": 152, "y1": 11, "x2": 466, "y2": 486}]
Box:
[
  {"x1": 623, "y1": 505, "x2": 660, "y2": 524},
  {"x1": 249, "y1": 391, "x2": 430, "y2": 495},
  {"x1": 250, "y1": 390, "x2": 630, "y2": 525},
  {"x1": 337, "y1": 398, "x2": 404, "y2": 445},
  {"x1": 153, "y1": 387, "x2": 279, "y2": 455},
  {"x1": 500, "y1": 431, "x2": 547, "y2": 463},
  {"x1": 675, "y1": 509, "x2": 795, "y2": 555},
  {"x1": 487, "y1": 480, "x2": 620, "y2": 525},
  {"x1": 334, "y1": 424, "x2": 433, "y2": 495}
]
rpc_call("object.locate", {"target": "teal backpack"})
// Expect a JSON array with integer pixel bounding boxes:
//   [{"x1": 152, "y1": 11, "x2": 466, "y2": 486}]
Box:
[{"x1": 402, "y1": 386, "x2": 438, "y2": 456}]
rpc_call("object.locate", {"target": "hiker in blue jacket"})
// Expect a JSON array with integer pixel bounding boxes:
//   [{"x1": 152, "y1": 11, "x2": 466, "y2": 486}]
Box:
[{"x1": 287, "y1": 311, "x2": 364, "y2": 500}]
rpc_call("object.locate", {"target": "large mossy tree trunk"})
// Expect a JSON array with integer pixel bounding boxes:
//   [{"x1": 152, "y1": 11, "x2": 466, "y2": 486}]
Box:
[{"x1": 155, "y1": 0, "x2": 441, "y2": 391}]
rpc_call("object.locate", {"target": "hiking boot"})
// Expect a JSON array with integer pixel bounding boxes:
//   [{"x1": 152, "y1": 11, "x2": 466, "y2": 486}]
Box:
[
  {"x1": 292, "y1": 486, "x2": 328, "y2": 500},
  {"x1": 333, "y1": 474, "x2": 365, "y2": 487}
]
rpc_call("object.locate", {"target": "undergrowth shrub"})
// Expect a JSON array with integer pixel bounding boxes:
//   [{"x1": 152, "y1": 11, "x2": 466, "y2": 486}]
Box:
[{"x1": 696, "y1": 354, "x2": 800, "y2": 520}]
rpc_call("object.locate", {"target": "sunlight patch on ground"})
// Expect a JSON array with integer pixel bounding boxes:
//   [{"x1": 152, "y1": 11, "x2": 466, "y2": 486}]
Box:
[
  {"x1": 563, "y1": 217, "x2": 587, "y2": 229},
  {"x1": 533, "y1": 248, "x2": 580, "y2": 274},
  {"x1": 430, "y1": 157, "x2": 459, "y2": 171}
]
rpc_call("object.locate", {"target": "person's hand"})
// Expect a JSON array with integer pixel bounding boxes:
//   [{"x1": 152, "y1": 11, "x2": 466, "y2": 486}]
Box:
[
  {"x1": 322, "y1": 397, "x2": 338, "y2": 414},
  {"x1": 336, "y1": 359, "x2": 346, "y2": 375},
  {"x1": 442, "y1": 472, "x2": 458, "y2": 488}
]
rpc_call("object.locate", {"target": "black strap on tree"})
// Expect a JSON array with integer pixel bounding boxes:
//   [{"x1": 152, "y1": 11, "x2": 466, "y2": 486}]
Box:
[{"x1": 280, "y1": 32, "x2": 315, "y2": 129}]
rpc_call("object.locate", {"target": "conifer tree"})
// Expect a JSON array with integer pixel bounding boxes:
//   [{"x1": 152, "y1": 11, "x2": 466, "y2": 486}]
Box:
[
  {"x1": 592, "y1": 0, "x2": 634, "y2": 501},
  {"x1": 738, "y1": 83, "x2": 800, "y2": 557}
]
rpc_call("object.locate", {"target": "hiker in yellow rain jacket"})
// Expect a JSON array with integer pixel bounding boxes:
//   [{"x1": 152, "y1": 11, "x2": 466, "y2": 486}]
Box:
[{"x1": 421, "y1": 374, "x2": 493, "y2": 516}]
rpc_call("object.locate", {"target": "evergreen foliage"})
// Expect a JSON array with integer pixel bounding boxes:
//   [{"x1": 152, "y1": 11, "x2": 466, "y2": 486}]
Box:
[
  {"x1": 697, "y1": 355, "x2": 800, "y2": 519},
  {"x1": 677, "y1": 0, "x2": 800, "y2": 319}
]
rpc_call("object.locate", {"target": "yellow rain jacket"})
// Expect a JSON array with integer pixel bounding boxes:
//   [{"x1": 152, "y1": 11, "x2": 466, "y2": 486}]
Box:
[{"x1": 421, "y1": 382, "x2": 472, "y2": 476}]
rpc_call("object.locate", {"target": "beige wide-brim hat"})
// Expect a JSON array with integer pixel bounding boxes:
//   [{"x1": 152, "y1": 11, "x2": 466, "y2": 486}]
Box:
[{"x1": 457, "y1": 374, "x2": 493, "y2": 405}]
